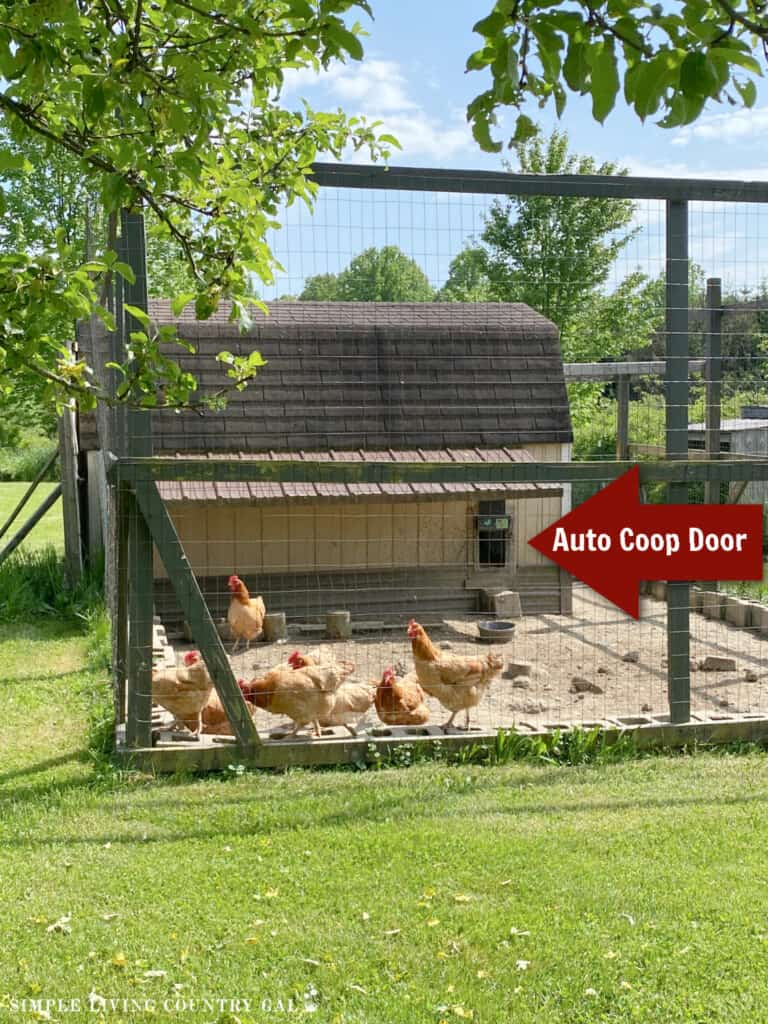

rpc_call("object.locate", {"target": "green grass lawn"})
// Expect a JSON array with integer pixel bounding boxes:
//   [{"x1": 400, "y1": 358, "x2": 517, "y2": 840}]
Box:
[
  {"x1": 0, "y1": 482, "x2": 64, "y2": 554},
  {"x1": 3, "y1": 627, "x2": 768, "y2": 1023}
]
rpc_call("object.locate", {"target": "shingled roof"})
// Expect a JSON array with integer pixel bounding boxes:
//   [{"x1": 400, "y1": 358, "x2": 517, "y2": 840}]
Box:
[{"x1": 78, "y1": 300, "x2": 572, "y2": 453}]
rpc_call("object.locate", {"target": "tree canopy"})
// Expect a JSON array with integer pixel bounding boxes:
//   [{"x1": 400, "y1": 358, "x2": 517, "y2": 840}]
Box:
[
  {"x1": 466, "y1": 1, "x2": 768, "y2": 150},
  {"x1": 0, "y1": 1, "x2": 395, "y2": 411},
  {"x1": 300, "y1": 246, "x2": 434, "y2": 301},
  {"x1": 481, "y1": 131, "x2": 638, "y2": 337}
]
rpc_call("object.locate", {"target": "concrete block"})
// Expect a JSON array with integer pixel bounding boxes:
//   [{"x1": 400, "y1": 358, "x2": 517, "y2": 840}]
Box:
[
  {"x1": 504, "y1": 659, "x2": 533, "y2": 678},
  {"x1": 263, "y1": 612, "x2": 287, "y2": 642},
  {"x1": 492, "y1": 590, "x2": 523, "y2": 620},
  {"x1": 700, "y1": 655, "x2": 737, "y2": 672},
  {"x1": 746, "y1": 601, "x2": 764, "y2": 630},
  {"x1": 724, "y1": 596, "x2": 751, "y2": 628},
  {"x1": 756, "y1": 604, "x2": 768, "y2": 637},
  {"x1": 701, "y1": 591, "x2": 725, "y2": 620},
  {"x1": 326, "y1": 610, "x2": 352, "y2": 640}
]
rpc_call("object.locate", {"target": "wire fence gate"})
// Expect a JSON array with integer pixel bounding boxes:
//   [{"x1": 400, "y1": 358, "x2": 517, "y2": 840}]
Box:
[{"x1": 77, "y1": 165, "x2": 768, "y2": 770}]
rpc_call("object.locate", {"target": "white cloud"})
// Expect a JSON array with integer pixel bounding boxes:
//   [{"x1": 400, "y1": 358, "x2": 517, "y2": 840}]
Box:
[
  {"x1": 621, "y1": 156, "x2": 768, "y2": 182},
  {"x1": 281, "y1": 57, "x2": 473, "y2": 161},
  {"x1": 672, "y1": 105, "x2": 768, "y2": 146}
]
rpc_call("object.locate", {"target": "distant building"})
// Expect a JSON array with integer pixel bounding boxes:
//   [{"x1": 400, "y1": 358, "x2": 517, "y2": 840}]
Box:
[{"x1": 689, "y1": 408, "x2": 768, "y2": 505}]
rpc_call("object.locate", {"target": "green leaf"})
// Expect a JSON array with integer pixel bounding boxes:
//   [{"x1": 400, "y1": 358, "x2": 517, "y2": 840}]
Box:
[
  {"x1": 680, "y1": 51, "x2": 719, "y2": 98},
  {"x1": 0, "y1": 149, "x2": 32, "y2": 174},
  {"x1": 171, "y1": 293, "x2": 196, "y2": 316},
  {"x1": 113, "y1": 261, "x2": 136, "y2": 285},
  {"x1": 735, "y1": 77, "x2": 758, "y2": 107},
  {"x1": 589, "y1": 42, "x2": 619, "y2": 123},
  {"x1": 124, "y1": 304, "x2": 151, "y2": 329},
  {"x1": 563, "y1": 40, "x2": 588, "y2": 92},
  {"x1": 710, "y1": 46, "x2": 763, "y2": 76},
  {"x1": 378, "y1": 133, "x2": 402, "y2": 149},
  {"x1": 511, "y1": 114, "x2": 538, "y2": 145}
]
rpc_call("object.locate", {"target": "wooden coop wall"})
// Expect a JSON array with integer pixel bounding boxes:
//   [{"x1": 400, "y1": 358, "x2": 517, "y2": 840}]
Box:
[{"x1": 151, "y1": 484, "x2": 567, "y2": 623}]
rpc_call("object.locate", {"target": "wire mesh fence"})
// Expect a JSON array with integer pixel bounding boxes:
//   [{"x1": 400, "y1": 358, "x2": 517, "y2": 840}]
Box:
[{"x1": 78, "y1": 165, "x2": 768, "y2": 764}]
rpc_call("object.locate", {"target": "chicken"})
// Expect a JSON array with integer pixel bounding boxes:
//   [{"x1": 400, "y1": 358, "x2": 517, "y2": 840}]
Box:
[
  {"x1": 318, "y1": 679, "x2": 376, "y2": 735},
  {"x1": 375, "y1": 666, "x2": 430, "y2": 727},
  {"x1": 200, "y1": 680, "x2": 257, "y2": 735},
  {"x1": 241, "y1": 653, "x2": 355, "y2": 737},
  {"x1": 407, "y1": 620, "x2": 503, "y2": 731},
  {"x1": 227, "y1": 575, "x2": 266, "y2": 653},
  {"x1": 151, "y1": 650, "x2": 214, "y2": 736}
]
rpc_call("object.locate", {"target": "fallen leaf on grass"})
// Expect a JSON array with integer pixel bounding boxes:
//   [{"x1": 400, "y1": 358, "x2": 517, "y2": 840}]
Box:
[
  {"x1": 383, "y1": 929, "x2": 401, "y2": 937},
  {"x1": 46, "y1": 915, "x2": 72, "y2": 935},
  {"x1": 143, "y1": 970, "x2": 167, "y2": 979},
  {"x1": 111, "y1": 952, "x2": 128, "y2": 969},
  {"x1": 347, "y1": 984, "x2": 367, "y2": 995},
  {"x1": 453, "y1": 894, "x2": 473, "y2": 904},
  {"x1": 499, "y1": 879, "x2": 513, "y2": 887},
  {"x1": 603, "y1": 950, "x2": 619, "y2": 960},
  {"x1": 101, "y1": 913, "x2": 118, "y2": 922},
  {"x1": 426, "y1": 919, "x2": 440, "y2": 928},
  {"x1": 302, "y1": 958, "x2": 322, "y2": 967},
  {"x1": 515, "y1": 960, "x2": 530, "y2": 971},
  {"x1": 509, "y1": 927, "x2": 530, "y2": 937}
]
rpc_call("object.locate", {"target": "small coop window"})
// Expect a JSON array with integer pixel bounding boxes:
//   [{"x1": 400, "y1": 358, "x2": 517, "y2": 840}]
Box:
[{"x1": 476, "y1": 500, "x2": 511, "y2": 567}]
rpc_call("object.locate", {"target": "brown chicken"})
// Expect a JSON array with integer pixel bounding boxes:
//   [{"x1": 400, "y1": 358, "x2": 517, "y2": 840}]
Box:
[
  {"x1": 375, "y1": 666, "x2": 430, "y2": 727},
  {"x1": 241, "y1": 653, "x2": 355, "y2": 737},
  {"x1": 151, "y1": 650, "x2": 214, "y2": 735},
  {"x1": 227, "y1": 575, "x2": 266, "y2": 652},
  {"x1": 318, "y1": 679, "x2": 376, "y2": 735},
  {"x1": 200, "y1": 679, "x2": 257, "y2": 735},
  {"x1": 407, "y1": 620, "x2": 504, "y2": 731}
]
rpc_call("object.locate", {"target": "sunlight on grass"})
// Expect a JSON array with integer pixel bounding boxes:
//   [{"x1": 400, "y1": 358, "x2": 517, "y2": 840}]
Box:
[{"x1": 2, "y1": 628, "x2": 768, "y2": 1022}]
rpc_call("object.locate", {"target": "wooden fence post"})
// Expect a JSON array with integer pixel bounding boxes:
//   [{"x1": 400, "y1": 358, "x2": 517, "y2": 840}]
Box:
[
  {"x1": 704, "y1": 278, "x2": 723, "y2": 506},
  {"x1": 120, "y1": 209, "x2": 154, "y2": 749},
  {"x1": 58, "y1": 406, "x2": 83, "y2": 584},
  {"x1": 616, "y1": 376, "x2": 630, "y2": 461},
  {"x1": 665, "y1": 199, "x2": 691, "y2": 725}
]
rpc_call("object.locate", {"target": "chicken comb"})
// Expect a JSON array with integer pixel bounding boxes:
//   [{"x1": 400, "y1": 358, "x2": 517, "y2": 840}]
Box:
[
  {"x1": 287, "y1": 650, "x2": 302, "y2": 668},
  {"x1": 183, "y1": 650, "x2": 200, "y2": 666}
]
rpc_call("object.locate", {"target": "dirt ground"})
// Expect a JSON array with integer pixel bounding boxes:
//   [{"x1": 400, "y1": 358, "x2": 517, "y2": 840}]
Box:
[{"x1": 189, "y1": 588, "x2": 768, "y2": 737}]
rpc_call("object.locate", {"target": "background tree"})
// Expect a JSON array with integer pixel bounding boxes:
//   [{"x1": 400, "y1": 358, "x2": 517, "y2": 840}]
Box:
[
  {"x1": 437, "y1": 248, "x2": 493, "y2": 302},
  {"x1": 480, "y1": 130, "x2": 638, "y2": 345},
  {"x1": 465, "y1": 0, "x2": 768, "y2": 151},
  {"x1": 300, "y1": 272, "x2": 342, "y2": 300},
  {"x1": 300, "y1": 247, "x2": 434, "y2": 301},
  {"x1": 0, "y1": 1, "x2": 395, "y2": 412}
]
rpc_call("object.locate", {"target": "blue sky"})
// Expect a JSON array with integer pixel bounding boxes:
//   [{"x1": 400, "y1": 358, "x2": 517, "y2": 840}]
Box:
[
  {"x1": 266, "y1": 2, "x2": 768, "y2": 298},
  {"x1": 284, "y1": 0, "x2": 768, "y2": 178}
]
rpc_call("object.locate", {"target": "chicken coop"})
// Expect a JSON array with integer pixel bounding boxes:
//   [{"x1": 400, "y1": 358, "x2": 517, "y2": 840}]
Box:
[{"x1": 71, "y1": 167, "x2": 768, "y2": 772}]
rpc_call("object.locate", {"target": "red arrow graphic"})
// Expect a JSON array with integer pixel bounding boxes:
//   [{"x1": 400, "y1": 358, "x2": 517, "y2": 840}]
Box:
[{"x1": 529, "y1": 466, "x2": 764, "y2": 619}]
